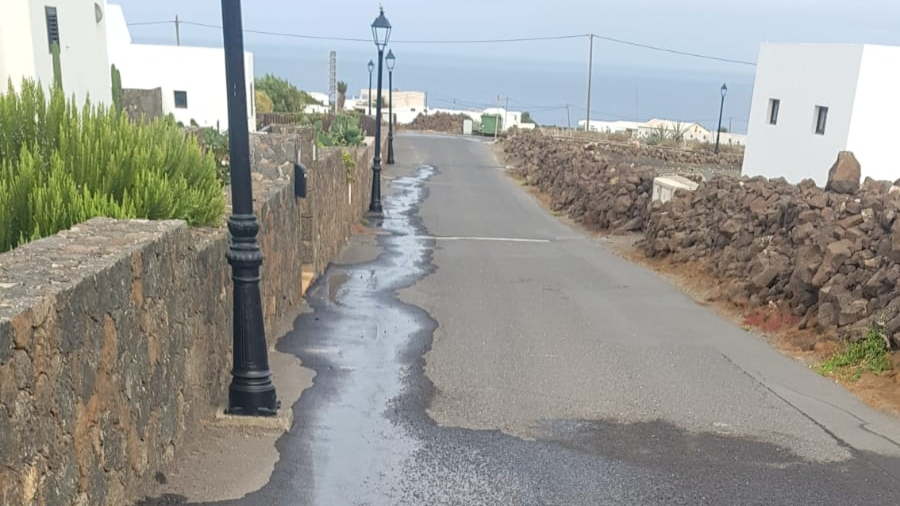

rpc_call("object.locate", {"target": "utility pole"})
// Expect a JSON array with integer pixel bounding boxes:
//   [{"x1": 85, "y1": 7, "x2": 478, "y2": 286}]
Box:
[
  {"x1": 494, "y1": 94, "x2": 500, "y2": 140},
  {"x1": 729, "y1": 117, "x2": 734, "y2": 133},
  {"x1": 585, "y1": 33, "x2": 593, "y2": 132},
  {"x1": 175, "y1": 15, "x2": 181, "y2": 46},
  {"x1": 504, "y1": 95, "x2": 509, "y2": 130},
  {"x1": 566, "y1": 104, "x2": 571, "y2": 129}
]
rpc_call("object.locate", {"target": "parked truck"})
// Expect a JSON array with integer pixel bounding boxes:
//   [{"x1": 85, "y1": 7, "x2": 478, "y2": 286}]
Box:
[{"x1": 480, "y1": 114, "x2": 502, "y2": 137}]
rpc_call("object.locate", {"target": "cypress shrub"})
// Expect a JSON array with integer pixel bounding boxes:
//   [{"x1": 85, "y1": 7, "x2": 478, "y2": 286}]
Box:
[{"x1": 0, "y1": 79, "x2": 225, "y2": 252}]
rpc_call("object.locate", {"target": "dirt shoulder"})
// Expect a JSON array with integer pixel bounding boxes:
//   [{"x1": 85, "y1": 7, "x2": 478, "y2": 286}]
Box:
[{"x1": 493, "y1": 143, "x2": 900, "y2": 419}]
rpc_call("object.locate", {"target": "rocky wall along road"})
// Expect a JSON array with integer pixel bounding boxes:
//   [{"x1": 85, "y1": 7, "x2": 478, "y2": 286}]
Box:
[{"x1": 502, "y1": 129, "x2": 900, "y2": 346}]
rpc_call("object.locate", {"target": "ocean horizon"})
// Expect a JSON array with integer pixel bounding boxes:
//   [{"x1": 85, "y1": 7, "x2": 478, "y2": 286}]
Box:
[
  {"x1": 252, "y1": 41, "x2": 755, "y2": 134},
  {"x1": 135, "y1": 33, "x2": 756, "y2": 133}
]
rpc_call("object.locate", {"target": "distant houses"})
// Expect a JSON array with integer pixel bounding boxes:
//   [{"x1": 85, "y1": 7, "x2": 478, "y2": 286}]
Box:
[
  {"x1": 577, "y1": 118, "x2": 747, "y2": 147},
  {"x1": 0, "y1": 0, "x2": 256, "y2": 132},
  {"x1": 742, "y1": 43, "x2": 900, "y2": 185}
]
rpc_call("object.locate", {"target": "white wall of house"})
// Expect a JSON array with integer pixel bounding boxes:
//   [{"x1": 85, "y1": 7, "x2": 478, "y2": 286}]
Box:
[
  {"x1": 309, "y1": 91, "x2": 330, "y2": 106},
  {"x1": 0, "y1": 0, "x2": 112, "y2": 106},
  {"x1": 742, "y1": 44, "x2": 865, "y2": 186},
  {"x1": 578, "y1": 120, "x2": 642, "y2": 133},
  {"x1": 845, "y1": 45, "x2": 900, "y2": 183},
  {"x1": 106, "y1": 4, "x2": 255, "y2": 131}
]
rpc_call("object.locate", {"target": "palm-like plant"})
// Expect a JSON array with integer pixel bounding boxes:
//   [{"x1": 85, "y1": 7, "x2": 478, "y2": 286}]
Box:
[{"x1": 337, "y1": 81, "x2": 348, "y2": 111}]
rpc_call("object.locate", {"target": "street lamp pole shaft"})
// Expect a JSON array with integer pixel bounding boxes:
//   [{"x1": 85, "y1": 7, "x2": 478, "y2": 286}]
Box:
[
  {"x1": 369, "y1": 47, "x2": 385, "y2": 213},
  {"x1": 715, "y1": 93, "x2": 725, "y2": 155},
  {"x1": 368, "y1": 71, "x2": 373, "y2": 116},
  {"x1": 387, "y1": 69, "x2": 394, "y2": 165},
  {"x1": 221, "y1": 0, "x2": 277, "y2": 417}
]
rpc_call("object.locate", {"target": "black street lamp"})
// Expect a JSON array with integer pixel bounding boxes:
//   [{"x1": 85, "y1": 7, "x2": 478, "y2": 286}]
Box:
[
  {"x1": 386, "y1": 49, "x2": 396, "y2": 165},
  {"x1": 368, "y1": 7, "x2": 391, "y2": 214},
  {"x1": 715, "y1": 83, "x2": 728, "y2": 155},
  {"x1": 220, "y1": 0, "x2": 277, "y2": 417},
  {"x1": 367, "y1": 60, "x2": 374, "y2": 116}
]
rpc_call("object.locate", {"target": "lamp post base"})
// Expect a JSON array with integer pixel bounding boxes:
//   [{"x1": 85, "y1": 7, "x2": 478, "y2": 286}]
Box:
[
  {"x1": 387, "y1": 132, "x2": 395, "y2": 165},
  {"x1": 228, "y1": 381, "x2": 279, "y2": 417}
]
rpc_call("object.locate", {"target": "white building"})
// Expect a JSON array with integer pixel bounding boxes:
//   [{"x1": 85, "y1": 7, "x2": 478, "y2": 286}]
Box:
[
  {"x1": 579, "y1": 120, "x2": 643, "y2": 134},
  {"x1": 106, "y1": 4, "x2": 255, "y2": 131},
  {"x1": 0, "y1": 0, "x2": 112, "y2": 106},
  {"x1": 743, "y1": 43, "x2": 900, "y2": 185},
  {"x1": 638, "y1": 119, "x2": 714, "y2": 143}
]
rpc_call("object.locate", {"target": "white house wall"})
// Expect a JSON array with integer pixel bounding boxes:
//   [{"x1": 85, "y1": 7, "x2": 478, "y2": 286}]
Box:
[
  {"x1": 845, "y1": 45, "x2": 900, "y2": 183},
  {"x1": 742, "y1": 44, "x2": 864, "y2": 186},
  {"x1": 106, "y1": 5, "x2": 254, "y2": 132},
  {"x1": 1, "y1": 0, "x2": 112, "y2": 106},
  {"x1": 0, "y1": 0, "x2": 37, "y2": 89}
]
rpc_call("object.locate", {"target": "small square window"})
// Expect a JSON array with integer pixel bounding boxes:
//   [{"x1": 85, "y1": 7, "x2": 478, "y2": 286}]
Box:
[
  {"x1": 814, "y1": 105, "x2": 828, "y2": 135},
  {"x1": 174, "y1": 91, "x2": 188, "y2": 109},
  {"x1": 768, "y1": 99, "x2": 780, "y2": 125}
]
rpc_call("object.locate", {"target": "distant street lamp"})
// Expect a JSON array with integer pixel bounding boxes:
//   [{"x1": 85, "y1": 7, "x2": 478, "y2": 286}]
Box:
[
  {"x1": 367, "y1": 60, "x2": 374, "y2": 116},
  {"x1": 715, "y1": 83, "x2": 728, "y2": 155},
  {"x1": 368, "y1": 7, "x2": 391, "y2": 214},
  {"x1": 386, "y1": 49, "x2": 396, "y2": 165},
  {"x1": 220, "y1": 0, "x2": 277, "y2": 417}
]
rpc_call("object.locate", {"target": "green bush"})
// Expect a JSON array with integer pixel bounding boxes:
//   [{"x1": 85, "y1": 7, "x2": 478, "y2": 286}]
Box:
[
  {"x1": 818, "y1": 327, "x2": 893, "y2": 381},
  {"x1": 0, "y1": 79, "x2": 225, "y2": 253},
  {"x1": 315, "y1": 113, "x2": 365, "y2": 147},
  {"x1": 254, "y1": 74, "x2": 321, "y2": 113}
]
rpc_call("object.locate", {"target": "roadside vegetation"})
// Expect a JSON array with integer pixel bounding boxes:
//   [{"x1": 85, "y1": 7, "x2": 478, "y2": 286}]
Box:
[
  {"x1": 254, "y1": 74, "x2": 322, "y2": 113},
  {"x1": 0, "y1": 79, "x2": 224, "y2": 253},
  {"x1": 253, "y1": 74, "x2": 365, "y2": 148},
  {"x1": 818, "y1": 327, "x2": 893, "y2": 381}
]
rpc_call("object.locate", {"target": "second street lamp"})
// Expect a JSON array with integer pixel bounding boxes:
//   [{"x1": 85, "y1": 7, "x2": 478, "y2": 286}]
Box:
[
  {"x1": 715, "y1": 83, "x2": 728, "y2": 155},
  {"x1": 368, "y1": 7, "x2": 391, "y2": 214},
  {"x1": 367, "y1": 59, "x2": 374, "y2": 116},
  {"x1": 386, "y1": 49, "x2": 396, "y2": 165}
]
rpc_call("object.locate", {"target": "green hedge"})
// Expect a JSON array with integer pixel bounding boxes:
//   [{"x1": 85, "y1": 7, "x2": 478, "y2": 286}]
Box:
[{"x1": 0, "y1": 79, "x2": 225, "y2": 252}]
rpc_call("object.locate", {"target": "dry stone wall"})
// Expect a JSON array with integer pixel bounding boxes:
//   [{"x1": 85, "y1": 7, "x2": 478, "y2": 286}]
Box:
[
  {"x1": 502, "y1": 128, "x2": 900, "y2": 345},
  {"x1": 503, "y1": 129, "x2": 656, "y2": 234},
  {"x1": 640, "y1": 174, "x2": 900, "y2": 343},
  {"x1": 403, "y1": 112, "x2": 469, "y2": 134},
  {"x1": 0, "y1": 127, "x2": 376, "y2": 505}
]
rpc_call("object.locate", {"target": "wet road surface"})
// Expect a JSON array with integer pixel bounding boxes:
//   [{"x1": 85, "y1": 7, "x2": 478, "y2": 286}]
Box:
[{"x1": 173, "y1": 134, "x2": 900, "y2": 504}]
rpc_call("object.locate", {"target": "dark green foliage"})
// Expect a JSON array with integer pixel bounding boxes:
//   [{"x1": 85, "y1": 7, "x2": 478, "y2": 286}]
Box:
[
  {"x1": 254, "y1": 74, "x2": 321, "y2": 113},
  {"x1": 110, "y1": 64, "x2": 123, "y2": 112},
  {"x1": 313, "y1": 113, "x2": 365, "y2": 147},
  {"x1": 195, "y1": 127, "x2": 230, "y2": 185},
  {"x1": 0, "y1": 79, "x2": 225, "y2": 252},
  {"x1": 51, "y1": 42, "x2": 63, "y2": 90}
]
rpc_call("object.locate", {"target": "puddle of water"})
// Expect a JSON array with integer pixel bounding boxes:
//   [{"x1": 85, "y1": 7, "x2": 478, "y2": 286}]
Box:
[{"x1": 290, "y1": 166, "x2": 437, "y2": 505}]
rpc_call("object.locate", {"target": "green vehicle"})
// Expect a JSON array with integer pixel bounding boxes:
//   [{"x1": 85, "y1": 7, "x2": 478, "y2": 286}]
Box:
[{"x1": 480, "y1": 114, "x2": 503, "y2": 137}]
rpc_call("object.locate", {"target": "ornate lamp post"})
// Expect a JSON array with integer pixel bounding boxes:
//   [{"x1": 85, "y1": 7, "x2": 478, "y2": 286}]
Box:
[
  {"x1": 368, "y1": 7, "x2": 391, "y2": 214},
  {"x1": 715, "y1": 83, "x2": 728, "y2": 155},
  {"x1": 386, "y1": 49, "x2": 396, "y2": 165},
  {"x1": 220, "y1": 0, "x2": 277, "y2": 416},
  {"x1": 367, "y1": 60, "x2": 374, "y2": 116}
]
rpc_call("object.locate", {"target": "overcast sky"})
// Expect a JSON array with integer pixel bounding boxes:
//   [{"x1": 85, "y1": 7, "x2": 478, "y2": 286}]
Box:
[{"x1": 113, "y1": 0, "x2": 900, "y2": 72}]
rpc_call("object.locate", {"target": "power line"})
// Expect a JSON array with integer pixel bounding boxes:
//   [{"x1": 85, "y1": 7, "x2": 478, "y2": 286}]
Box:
[
  {"x1": 589, "y1": 33, "x2": 756, "y2": 66},
  {"x1": 126, "y1": 19, "x2": 755, "y2": 65},
  {"x1": 126, "y1": 20, "x2": 173, "y2": 26}
]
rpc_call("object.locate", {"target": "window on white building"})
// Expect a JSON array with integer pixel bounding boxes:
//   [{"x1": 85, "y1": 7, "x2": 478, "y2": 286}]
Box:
[
  {"x1": 45, "y1": 7, "x2": 60, "y2": 52},
  {"x1": 814, "y1": 106, "x2": 828, "y2": 135},
  {"x1": 174, "y1": 91, "x2": 188, "y2": 109},
  {"x1": 768, "y1": 99, "x2": 780, "y2": 125}
]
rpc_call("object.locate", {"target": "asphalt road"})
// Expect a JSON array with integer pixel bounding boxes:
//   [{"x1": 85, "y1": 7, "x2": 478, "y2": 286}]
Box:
[{"x1": 176, "y1": 133, "x2": 900, "y2": 505}]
